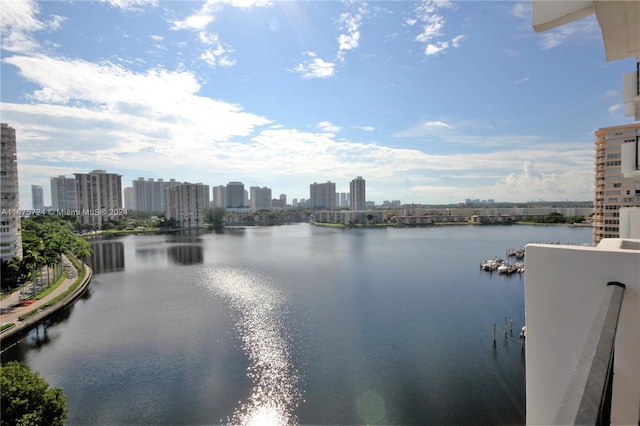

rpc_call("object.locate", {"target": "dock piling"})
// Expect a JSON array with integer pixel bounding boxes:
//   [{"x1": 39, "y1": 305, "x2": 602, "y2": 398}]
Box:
[{"x1": 493, "y1": 323, "x2": 496, "y2": 347}]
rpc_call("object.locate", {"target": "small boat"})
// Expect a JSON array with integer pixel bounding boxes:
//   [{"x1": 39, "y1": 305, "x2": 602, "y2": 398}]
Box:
[
  {"x1": 480, "y1": 258, "x2": 504, "y2": 271},
  {"x1": 498, "y1": 263, "x2": 518, "y2": 274},
  {"x1": 520, "y1": 326, "x2": 526, "y2": 339}
]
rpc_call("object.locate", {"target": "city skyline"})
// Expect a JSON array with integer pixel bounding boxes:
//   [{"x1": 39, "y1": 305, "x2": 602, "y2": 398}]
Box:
[{"x1": 1, "y1": 0, "x2": 637, "y2": 210}]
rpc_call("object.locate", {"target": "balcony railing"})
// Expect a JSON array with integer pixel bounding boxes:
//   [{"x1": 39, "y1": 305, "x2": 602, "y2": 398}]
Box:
[{"x1": 554, "y1": 282, "x2": 625, "y2": 426}]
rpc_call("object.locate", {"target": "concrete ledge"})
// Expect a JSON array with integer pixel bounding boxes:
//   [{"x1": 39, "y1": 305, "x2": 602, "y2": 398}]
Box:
[{"x1": 554, "y1": 282, "x2": 625, "y2": 425}]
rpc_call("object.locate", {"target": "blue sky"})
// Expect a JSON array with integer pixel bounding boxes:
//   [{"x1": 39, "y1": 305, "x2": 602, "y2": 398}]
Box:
[{"x1": 1, "y1": 0, "x2": 637, "y2": 209}]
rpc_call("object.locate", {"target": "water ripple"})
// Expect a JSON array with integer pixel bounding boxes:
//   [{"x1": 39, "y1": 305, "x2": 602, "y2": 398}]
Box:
[{"x1": 202, "y1": 267, "x2": 301, "y2": 425}]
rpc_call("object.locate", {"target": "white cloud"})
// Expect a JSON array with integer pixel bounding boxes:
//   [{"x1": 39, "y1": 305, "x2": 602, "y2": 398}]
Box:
[
  {"x1": 513, "y1": 77, "x2": 529, "y2": 85},
  {"x1": 46, "y1": 15, "x2": 66, "y2": 31},
  {"x1": 356, "y1": 126, "x2": 375, "y2": 132},
  {"x1": 171, "y1": 1, "x2": 271, "y2": 67},
  {"x1": 425, "y1": 41, "x2": 449, "y2": 56},
  {"x1": 200, "y1": 44, "x2": 236, "y2": 68},
  {"x1": 512, "y1": 1, "x2": 530, "y2": 20},
  {"x1": 0, "y1": 0, "x2": 45, "y2": 53},
  {"x1": 2, "y1": 54, "x2": 272, "y2": 173},
  {"x1": 102, "y1": 0, "x2": 158, "y2": 11},
  {"x1": 602, "y1": 90, "x2": 618, "y2": 97},
  {"x1": 415, "y1": 14, "x2": 445, "y2": 43},
  {"x1": 424, "y1": 120, "x2": 453, "y2": 129},
  {"x1": 412, "y1": 0, "x2": 463, "y2": 57},
  {"x1": 317, "y1": 121, "x2": 341, "y2": 133},
  {"x1": 608, "y1": 104, "x2": 622, "y2": 113},
  {"x1": 493, "y1": 161, "x2": 592, "y2": 201},
  {"x1": 172, "y1": 0, "x2": 272, "y2": 31},
  {"x1": 336, "y1": 6, "x2": 366, "y2": 62},
  {"x1": 451, "y1": 34, "x2": 464, "y2": 47},
  {"x1": 198, "y1": 32, "x2": 219, "y2": 44},
  {"x1": 395, "y1": 120, "x2": 454, "y2": 136},
  {"x1": 293, "y1": 52, "x2": 336, "y2": 79},
  {"x1": 225, "y1": 0, "x2": 273, "y2": 8},
  {"x1": 172, "y1": 14, "x2": 216, "y2": 31}
]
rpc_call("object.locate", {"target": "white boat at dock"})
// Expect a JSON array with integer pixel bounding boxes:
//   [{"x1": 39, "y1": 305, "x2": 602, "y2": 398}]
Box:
[
  {"x1": 480, "y1": 258, "x2": 504, "y2": 271},
  {"x1": 497, "y1": 263, "x2": 519, "y2": 274}
]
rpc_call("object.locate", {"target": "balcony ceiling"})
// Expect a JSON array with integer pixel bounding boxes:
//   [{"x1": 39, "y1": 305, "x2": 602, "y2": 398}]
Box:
[{"x1": 532, "y1": 0, "x2": 640, "y2": 61}]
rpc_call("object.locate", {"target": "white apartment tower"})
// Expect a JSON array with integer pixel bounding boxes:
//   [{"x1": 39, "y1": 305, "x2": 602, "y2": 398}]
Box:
[
  {"x1": 0, "y1": 123, "x2": 22, "y2": 260},
  {"x1": 349, "y1": 176, "x2": 366, "y2": 211},
  {"x1": 226, "y1": 182, "x2": 245, "y2": 209},
  {"x1": 594, "y1": 123, "x2": 640, "y2": 244},
  {"x1": 31, "y1": 185, "x2": 44, "y2": 210},
  {"x1": 124, "y1": 187, "x2": 134, "y2": 210},
  {"x1": 310, "y1": 181, "x2": 336, "y2": 210},
  {"x1": 74, "y1": 170, "x2": 123, "y2": 228},
  {"x1": 51, "y1": 175, "x2": 77, "y2": 211},
  {"x1": 212, "y1": 185, "x2": 227, "y2": 208},
  {"x1": 132, "y1": 177, "x2": 178, "y2": 212},
  {"x1": 250, "y1": 186, "x2": 272, "y2": 211},
  {"x1": 165, "y1": 183, "x2": 206, "y2": 228},
  {"x1": 336, "y1": 192, "x2": 349, "y2": 208}
]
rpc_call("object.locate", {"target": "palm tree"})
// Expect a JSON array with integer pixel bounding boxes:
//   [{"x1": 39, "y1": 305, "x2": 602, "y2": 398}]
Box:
[
  {"x1": 21, "y1": 247, "x2": 44, "y2": 298},
  {"x1": 71, "y1": 239, "x2": 92, "y2": 271}
]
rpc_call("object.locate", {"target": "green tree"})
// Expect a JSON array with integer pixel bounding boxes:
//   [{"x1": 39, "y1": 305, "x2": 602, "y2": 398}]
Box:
[
  {"x1": 544, "y1": 212, "x2": 564, "y2": 223},
  {"x1": 0, "y1": 361, "x2": 68, "y2": 426},
  {"x1": 204, "y1": 207, "x2": 226, "y2": 227}
]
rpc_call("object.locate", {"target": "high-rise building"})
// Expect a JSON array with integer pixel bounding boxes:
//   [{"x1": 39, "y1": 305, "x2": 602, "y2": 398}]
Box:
[
  {"x1": 75, "y1": 170, "x2": 123, "y2": 228},
  {"x1": 349, "y1": 176, "x2": 366, "y2": 211},
  {"x1": 310, "y1": 181, "x2": 336, "y2": 210},
  {"x1": 201, "y1": 184, "x2": 210, "y2": 210},
  {"x1": 0, "y1": 123, "x2": 22, "y2": 260},
  {"x1": 31, "y1": 184, "x2": 44, "y2": 210},
  {"x1": 165, "y1": 182, "x2": 206, "y2": 228},
  {"x1": 593, "y1": 123, "x2": 640, "y2": 244},
  {"x1": 124, "y1": 187, "x2": 134, "y2": 210},
  {"x1": 51, "y1": 175, "x2": 77, "y2": 211},
  {"x1": 250, "y1": 186, "x2": 272, "y2": 211},
  {"x1": 212, "y1": 185, "x2": 227, "y2": 208},
  {"x1": 132, "y1": 177, "x2": 178, "y2": 212},
  {"x1": 226, "y1": 181, "x2": 245, "y2": 209},
  {"x1": 336, "y1": 192, "x2": 349, "y2": 208}
]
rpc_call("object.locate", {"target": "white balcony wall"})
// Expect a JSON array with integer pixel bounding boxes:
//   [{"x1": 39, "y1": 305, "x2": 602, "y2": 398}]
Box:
[{"x1": 525, "y1": 239, "x2": 640, "y2": 425}]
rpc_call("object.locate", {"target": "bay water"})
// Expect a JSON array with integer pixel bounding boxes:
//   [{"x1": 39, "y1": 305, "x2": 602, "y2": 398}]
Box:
[{"x1": 1, "y1": 224, "x2": 592, "y2": 424}]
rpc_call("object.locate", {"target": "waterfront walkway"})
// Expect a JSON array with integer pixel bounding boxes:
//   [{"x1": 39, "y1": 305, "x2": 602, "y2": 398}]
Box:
[{"x1": 0, "y1": 254, "x2": 93, "y2": 344}]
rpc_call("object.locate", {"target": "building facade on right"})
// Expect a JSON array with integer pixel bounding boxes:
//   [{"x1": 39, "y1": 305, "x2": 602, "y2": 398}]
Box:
[
  {"x1": 349, "y1": 176, "x2": 365, "y2": 211},
  {"x1": 529, "y1": 2, "x2": 639, "y2": 425},
  {"x1": 594, "y1": 123, "x2": 640, "y2": 244}
]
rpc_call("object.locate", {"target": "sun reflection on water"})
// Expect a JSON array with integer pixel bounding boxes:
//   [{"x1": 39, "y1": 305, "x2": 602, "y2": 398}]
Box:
[{"x1": 203, "y1": 268, "x2": 301, "y2": 425}]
